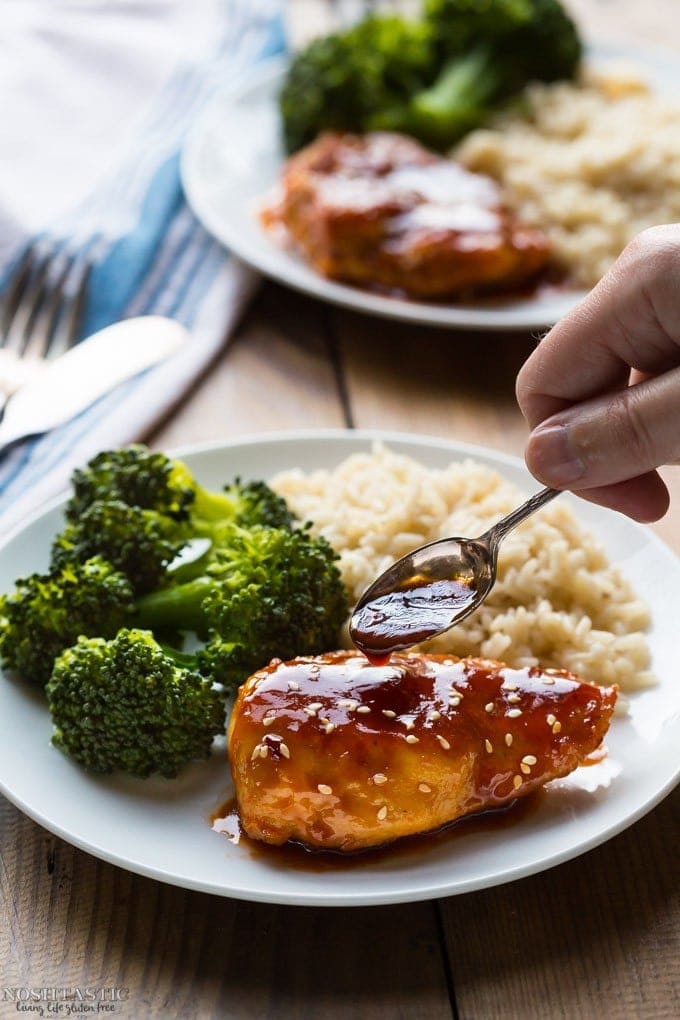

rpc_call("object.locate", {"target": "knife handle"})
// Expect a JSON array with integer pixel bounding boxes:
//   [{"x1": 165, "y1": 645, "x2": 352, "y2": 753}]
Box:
[{"x1": 0, "y1": 316, "x2": 188, "y2": 456}]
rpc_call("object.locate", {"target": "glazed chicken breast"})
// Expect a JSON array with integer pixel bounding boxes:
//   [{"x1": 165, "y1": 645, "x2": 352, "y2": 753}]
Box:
[
  {"x1": 261, "y1": 131, "x2": 550, "y2": 299},
  {"x1": 228, "y1": 651, "x2": 617, "y2": 853}
]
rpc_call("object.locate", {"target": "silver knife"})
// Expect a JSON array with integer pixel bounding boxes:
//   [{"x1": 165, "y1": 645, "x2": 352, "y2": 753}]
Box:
[{"x1": 0, "y1": 316, "x2": 188, "y2": 453}]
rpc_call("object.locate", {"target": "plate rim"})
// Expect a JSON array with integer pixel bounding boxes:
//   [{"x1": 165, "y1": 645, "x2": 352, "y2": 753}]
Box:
[{"x1": 1, "y1": 428, "x2": 679, "y2": 907}]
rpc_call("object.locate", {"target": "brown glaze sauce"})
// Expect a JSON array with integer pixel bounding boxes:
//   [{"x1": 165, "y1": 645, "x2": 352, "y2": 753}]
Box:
[
  {"x1": 228, "y1": 651, "x2": 616, "y2": 853},
  {"x1": 350, "y1": 575, "x2": 477, "y2": 663},
  {"x1": 210, "y1": 791, "x2": 543, "y2": 871},
  {"x1": 260, "y1": 208, "x2": 567, "y2": 304}
]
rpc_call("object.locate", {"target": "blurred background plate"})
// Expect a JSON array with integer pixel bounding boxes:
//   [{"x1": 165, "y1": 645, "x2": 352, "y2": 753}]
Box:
[
  {"x1": 0, "y1": 431, "x2": 679, "y2": 906},
  {"x1": 181, "y1": 57, "x2": 580, "y2": 332},
  {"x1": 181, "y1": 44, "x2": 680, "y2": 332}
]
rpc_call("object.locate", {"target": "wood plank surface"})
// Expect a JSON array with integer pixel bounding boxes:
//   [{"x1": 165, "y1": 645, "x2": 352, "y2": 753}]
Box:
[
  {"x1": 332, "y1": 305, "x2": 536, "y2": 453},
  {"x1": 439, "y1": 786, "x2": 680, "y2": 1020},
  {"x1": 0, "y1": 805, "x2": 451, "y2": 1020},
  {"x1": 155, "y1": 283, "x2": 347, "y2": 448}
]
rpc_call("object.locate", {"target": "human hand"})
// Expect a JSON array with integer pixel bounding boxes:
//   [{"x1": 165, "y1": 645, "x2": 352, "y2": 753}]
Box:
[{"x1": 516, "y1": 225, "x2": 680, "y2": 522}]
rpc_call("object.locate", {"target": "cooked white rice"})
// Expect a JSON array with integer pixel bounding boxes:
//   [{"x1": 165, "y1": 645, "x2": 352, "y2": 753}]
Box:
[
  {"x1": 272, "y1": 445, "x2": 653, "y2": 693},
  {"x1": 454, "y1": 64, "x2": 680, "y2": 288}
]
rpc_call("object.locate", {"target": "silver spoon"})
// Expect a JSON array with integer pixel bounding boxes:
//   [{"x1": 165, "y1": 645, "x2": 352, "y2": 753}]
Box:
[{"x1": 349, "y1": 486, "x2": 560, "y2": 661}]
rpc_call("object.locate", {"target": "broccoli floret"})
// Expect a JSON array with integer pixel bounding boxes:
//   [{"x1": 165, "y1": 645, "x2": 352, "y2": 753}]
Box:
[
  {"x1": 58, "y1": 446, "x2": 297, "y2": 590},
  {"x1": 379, "y1": 0, "x2": 582, "y2": 147},
  {"x1": 46, "y1": 629, "x2": 225, "y2": 777},
  {"x1": 51, "y1": 500, "x2": 189, "y2": 594},
  {"x1": 66, "y1": 444, "x2": 248, "y2": 526},
  {"x1": 221, "y1": 478, "x2": 296, "y2": 531},
  {"x1": 371, "y1": 46, "x2": 498, "y2": 146},
  {"x1": 3, "y1": 441, "x2": 346, "y2": 714},
  {"x1": 67, "y1": 446, "x2": 295, "y2": 533},
  {"x1": 0, "y1": 557, "x2": 133, "y2": 686},
  {"x1": 426, "y1": 0, "x2": 581, "y2": 84},
  {"x1": 134, "y1": 524, "x2": 348, "y2": 691},
  {"x1": 67, "y1": 445, "x2": 196, "y2": 522},
  {"x1": 280, "y1": 0, "x2": 581, "y2": 152},
  {"x1": 280, "y1": 13, "x2": 434, "y2": 153},
  {"x1": 68, "y1": 444, "x2": 295, "y2": 529}
]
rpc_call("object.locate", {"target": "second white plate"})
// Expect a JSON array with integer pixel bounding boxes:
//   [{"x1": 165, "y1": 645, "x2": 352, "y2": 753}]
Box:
[
  {"x1": 181, "y1": 45, "x2": 680, "y2": 332},
  {"x1": 181, "y1": 57, "x2": 582, "y2": 331}
]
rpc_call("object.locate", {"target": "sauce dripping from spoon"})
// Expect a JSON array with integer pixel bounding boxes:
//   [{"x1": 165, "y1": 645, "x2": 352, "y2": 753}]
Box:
[
  {"x1": 351, "y1": 575, "x2": 478, "y2": 664},
  {"x1": 349, "y1": 487, "x2": 561, "y2": 662}
]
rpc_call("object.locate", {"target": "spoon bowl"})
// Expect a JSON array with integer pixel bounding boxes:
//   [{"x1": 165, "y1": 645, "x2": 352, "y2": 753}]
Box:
[{"x1": 350, "y1": 486, "x2": 560, "y2": 661}]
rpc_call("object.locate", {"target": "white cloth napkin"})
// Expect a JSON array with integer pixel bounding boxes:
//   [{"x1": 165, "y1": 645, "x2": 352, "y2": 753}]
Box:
[{"x1": 0, "y1": 0, "x2": 284, "y2": 537}]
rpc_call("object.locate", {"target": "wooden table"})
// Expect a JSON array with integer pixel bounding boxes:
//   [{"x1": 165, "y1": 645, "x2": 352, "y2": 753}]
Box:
[{"x1": 1, "y1": 2, "x2": 679, "y2": 1017}]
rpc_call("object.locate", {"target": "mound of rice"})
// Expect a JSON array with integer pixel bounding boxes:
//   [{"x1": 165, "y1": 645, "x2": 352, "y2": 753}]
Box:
[
  {"x1": 454, "y1": 64, "x2": 680, "y2": 288},
  {"x1": 272, "y1": 446, "x2": 653, "y2": 693}
]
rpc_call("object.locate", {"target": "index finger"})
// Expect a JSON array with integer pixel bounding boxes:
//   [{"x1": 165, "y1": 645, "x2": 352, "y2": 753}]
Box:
[{"x1": 516, "y1": 226, "x2": 680, "y2": 429}]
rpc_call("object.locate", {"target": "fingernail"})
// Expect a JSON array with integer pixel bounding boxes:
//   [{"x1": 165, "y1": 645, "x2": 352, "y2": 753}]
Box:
[{"x1": 527, "y1": 424, "x2": 586, "y2": 485}]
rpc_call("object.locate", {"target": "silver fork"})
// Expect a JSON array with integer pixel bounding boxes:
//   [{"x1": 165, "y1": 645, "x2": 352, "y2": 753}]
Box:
[{"x1": 0, "y1": 244, "x2": 92, "y2": 415}]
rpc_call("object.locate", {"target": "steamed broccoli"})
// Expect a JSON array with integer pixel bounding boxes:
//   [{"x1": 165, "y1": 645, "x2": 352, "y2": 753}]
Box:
[
  {"x1": 279, "y1": 0, "x2": 581, "y2": 152},
  {"x1": 381, "y1": 0, "x2": 583, "y2": 147},
  {"x1": 1, "y1": 441, "x2": 351, "y2": 782},
  {"x1": 0, "y1": 557, "x2": 133, "y2": 686},
  {"x1": 4, "y1": 521, "x2": 346, "y2": 695},
  {"x1": 371, "y1": 46, "x2": 496, "y2": 145},
  {"x1": 134, "y1": 523, "x2": 348, "y2": 691},
  {"x1": 210, "y1": 477, "x2": 296, "y2": 532},
  {"x1": 51, "y1": 500, "x2": 189, "y2": 595},
  {"x1": 67, "y1": 445, "x2": 195, "y2": 522},
  {"x1": 426, "y1": 0, "x2": 582, "y2": 85},
  {"x1": 67, "y1": 445, "x2": 295, "y2": 532},
  {"x1": 46, "y1": 629, "x2": 225, "y2": 777},
  {"x1": 280, "y1": 13, "x2": 434, "y2": 153},
  {"x1": 53, "y1": 446, "x2": 297, "y2": 591}
]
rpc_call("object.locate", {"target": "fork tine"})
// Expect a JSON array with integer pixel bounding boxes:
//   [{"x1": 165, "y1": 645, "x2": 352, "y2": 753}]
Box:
[
  {"x1": 3, "y1": 247, "x2": 56, "y2": 355},
  {"x1": 47, "y1": 255, "x2": 92, "y2": 357},
  {"x1": 22, "y1": 251, "x2": 80, "y2": 360},
  {"x1": 0, "y1": 242, "x2": 92, "y2": 370},
  {"x1": 0, "y1": 246, "x2": 36, "y2": 343}
]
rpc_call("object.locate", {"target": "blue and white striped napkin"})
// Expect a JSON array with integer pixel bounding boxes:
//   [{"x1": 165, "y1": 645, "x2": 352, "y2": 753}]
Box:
[{"x1": 0, "y1": 0, "x2": 285, "y2": 537}]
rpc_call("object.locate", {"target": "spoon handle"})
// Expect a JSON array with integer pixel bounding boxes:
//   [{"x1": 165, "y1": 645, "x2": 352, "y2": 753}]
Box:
[{"x1": 483, "y1": 486, "x2": 561, "y2": 548}]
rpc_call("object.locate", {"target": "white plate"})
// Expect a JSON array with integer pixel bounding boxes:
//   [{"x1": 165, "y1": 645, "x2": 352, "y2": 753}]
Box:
[
  {"x1": 181, "y1": 46, "x2": 680, "y2": 331},
  {"x1": 1, "y1": 431, "x2": 679, "y2": 906}
]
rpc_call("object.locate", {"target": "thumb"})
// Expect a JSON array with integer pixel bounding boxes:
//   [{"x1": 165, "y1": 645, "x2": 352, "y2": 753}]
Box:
[{"x1": 525, "y1": 367, "x2": 680, "y2": 490}]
